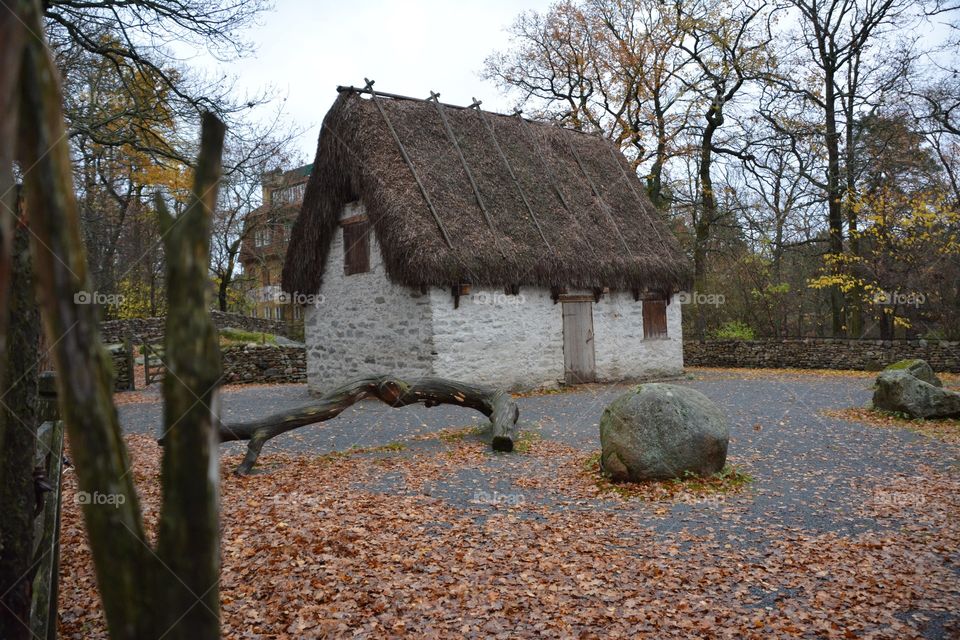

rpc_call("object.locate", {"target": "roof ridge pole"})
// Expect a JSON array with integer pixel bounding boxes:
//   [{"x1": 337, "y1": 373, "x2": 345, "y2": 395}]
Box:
[
  {"x1": 363, "y1": 78, "x2": 454, "y2": 249},
  {"x1": 605, "y1": 141, "x2": 666, "y2": 247},
  {"x1": 513, "y1": 111, "x2": 601, "y2": 260},
  {"x1": 429, "y1": 91, "x2": 506, "y2": 259},
  {"x1": 471, "y1": 99, "x2": 552, "y2": 252},
  {"x1": 556, "y1": 123, "x2": 635, "y2": 259}
]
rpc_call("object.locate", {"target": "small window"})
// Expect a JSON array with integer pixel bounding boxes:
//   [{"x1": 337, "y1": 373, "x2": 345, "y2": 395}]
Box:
[
  {"x1": 343, "y1": 219, "x2": 370, "y2": 275},
  {"x1": 643, "y1": 299, "x2": 668, "y2": 339}
]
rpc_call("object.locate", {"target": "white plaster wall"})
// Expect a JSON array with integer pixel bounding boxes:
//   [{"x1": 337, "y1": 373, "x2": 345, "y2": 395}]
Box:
[
  {"x1": 429, "y1": 287, "x2": 565, "y2": 390},
  {"x1": 428, "y1": 288, "x2": 685, "y2": 389},
  {"x1": 302, "y1": 204, "x2": 434, "y2": 393},
  {"x1": 593, "y1": 292, "x2": 684, "y2": 381}
]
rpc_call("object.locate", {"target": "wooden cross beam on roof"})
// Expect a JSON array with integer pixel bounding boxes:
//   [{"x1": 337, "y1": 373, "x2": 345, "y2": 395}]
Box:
[
  {"x1": 470, "y1": 99, "x2": 552, "y2": 252},
  {"x1": 428, "y1": 91, "x2": 505, "y2": 259},
  {"x1": 363, "y1": 79, "x2": 453, "y2": 249}
]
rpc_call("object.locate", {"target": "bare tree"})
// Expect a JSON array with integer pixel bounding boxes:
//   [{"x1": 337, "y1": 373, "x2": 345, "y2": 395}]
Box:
[
  {"x1": 674, "y1": 0, "x2": 773, "y2": 340},
  {"x1": 210, "y1": 116, "x2": 302, "y2": 312},
  {"x1": 484, "y1": 0, "x2": 697, "y2": 207},
  {"x1": 766, "y1": 0, "x2": 925, "y2": 335}
]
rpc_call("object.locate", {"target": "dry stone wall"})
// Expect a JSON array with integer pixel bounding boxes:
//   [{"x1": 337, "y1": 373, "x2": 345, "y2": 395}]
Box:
[
  {"x1": 221, "y1": 345, "x2": 306, "y2": 384},
  {"x1": 101, "y1": 311, "x2": 296, "y2": 344},
  {"x1": 683, "y1": 339, "x2": 960, "y2": 373}
]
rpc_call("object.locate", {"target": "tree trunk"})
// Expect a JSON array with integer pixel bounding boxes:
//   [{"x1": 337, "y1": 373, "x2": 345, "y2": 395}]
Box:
[
  {"x1": 824, "y1": 67, "x2": 846, "y2": 337},
  {"x1": 0, "y1": 0, "x2": 26, "y2": 410},
  {"x1": 216, "y1": 375, "x2": 521, "y2": 475},
  {"x1": 153, "y1": 112, "x2": 225, "y2": 640},
  {"x1": 17, "y1": 4, "x2": 154, "y2": 635},
  {"x1": 218, "y1": 274, "x2": 229, "y2": 311},
  {"x1": 647, "y1": 97, "x2": 668, "y2": 209},
  {"x1": 15, "y1": 5, "x2": 226, "y2": 636},
  {"x1": 693, "y1": 96, "x2": 722, "y2": 343},
  {"x1": 0, "y1": 191, "x2": 40, "y2": 640}
]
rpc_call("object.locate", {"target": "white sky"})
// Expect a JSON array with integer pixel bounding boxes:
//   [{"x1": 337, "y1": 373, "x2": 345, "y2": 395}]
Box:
[{"x1": 195, "y1": 0, "x2": 555, "y2": 163}]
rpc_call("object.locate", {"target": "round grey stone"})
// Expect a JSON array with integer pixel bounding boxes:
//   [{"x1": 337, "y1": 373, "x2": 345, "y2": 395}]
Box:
[{"x1": 599, "y1": 383, "x2": 729, "y2": 482}]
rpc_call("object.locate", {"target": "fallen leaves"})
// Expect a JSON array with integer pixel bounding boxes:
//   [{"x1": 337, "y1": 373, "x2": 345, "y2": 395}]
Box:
[{"x1": 56, "y1": 428, "x2": 960, "y2": 639}]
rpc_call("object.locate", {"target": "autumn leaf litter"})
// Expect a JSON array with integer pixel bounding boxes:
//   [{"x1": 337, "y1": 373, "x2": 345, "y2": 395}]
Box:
[{"x1": 63, "y1": 369, "x2": 960, "y2": 638}]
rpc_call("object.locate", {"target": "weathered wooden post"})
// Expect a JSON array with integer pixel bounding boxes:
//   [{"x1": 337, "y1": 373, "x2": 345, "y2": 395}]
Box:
[
  {"x1": 123, "y1": 332, "x2": 135, "y2": 392},
  {"x1": 30, "y1": 371, "x2": 64, "y2": 640}
]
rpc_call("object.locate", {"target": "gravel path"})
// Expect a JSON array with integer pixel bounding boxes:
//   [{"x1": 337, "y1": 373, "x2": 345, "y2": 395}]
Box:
[{"x1": 118, "y1": 369, "x2": 957, "y2": 537}]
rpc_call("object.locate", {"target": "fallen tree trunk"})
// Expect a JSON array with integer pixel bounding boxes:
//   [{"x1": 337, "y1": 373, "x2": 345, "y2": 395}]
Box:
[{"x1": 216, "y1": 376, "x2": 520, "y2": 474}]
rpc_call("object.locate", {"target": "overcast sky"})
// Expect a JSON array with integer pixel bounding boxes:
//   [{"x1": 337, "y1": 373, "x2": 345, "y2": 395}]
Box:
[{"x1": 193, "y1": 0, "x2": 554, "y2": 164}]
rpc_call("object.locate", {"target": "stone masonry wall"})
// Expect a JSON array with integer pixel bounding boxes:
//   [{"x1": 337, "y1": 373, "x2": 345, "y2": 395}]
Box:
[
  {"x1": 221, "y1": 345, "x2": 306, "y2": 384},
  {"x1": 429, "y1": 287, "x2": 564, "y2": 389},
  {"x1": 429, "y1": 289, "x2": 685, "y2": 389},
  {"x1": 107, "y1": 343, "x2": 132, "y2": 391},
  {"x1": 593, "y1": 292, "x2": 684, "y2": 381},
  {"x1": 683, "y1": 339, "x2": 960, "y2": 372},
  {"x1": 101, "y1": 310, "x2": 295, "y2": 344},
  {"x1": 302, "y1": 203, "x2": 435, "y2": 393}
]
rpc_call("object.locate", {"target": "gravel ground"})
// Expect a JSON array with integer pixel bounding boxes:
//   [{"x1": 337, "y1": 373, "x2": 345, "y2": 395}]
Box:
[
  {"x1": 118, "y1": 369, "x2": 958, "y2": 537},
  {"x1": 94, "y1": 369, "x2": 960, "y2": 637}
]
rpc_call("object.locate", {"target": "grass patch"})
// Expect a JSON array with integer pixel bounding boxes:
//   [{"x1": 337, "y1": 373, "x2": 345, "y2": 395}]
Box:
[
  {"x1": 512, "y1": 430, "x2": 542, "y2": 454},
  {"x1": 433, "y1": 426, "x2": 484, "y2": 443},
  {"x1": 582, "y1": 452, "x2": 752, "y2": 502},
  {"x1": 822, "y1": 407, "x2": 960, "y2": 444},
  {"x1": 219, "y1": 328, "x2": 277, "y2": 346},
  {"x1": 317, "y1": 441, "x2": 408, "y2": 462}
]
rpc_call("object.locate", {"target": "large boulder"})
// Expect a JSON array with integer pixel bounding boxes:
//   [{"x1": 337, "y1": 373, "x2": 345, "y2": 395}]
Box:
[
  {"x1": 873, "y1": 370, "x2": 960, "y2": 418},
  {"x1": 882, "y1": 359, "x2": 942, "y2": 387},
  {"x1": 599, "y1": 384, "x2": 729, "y2": 482}
]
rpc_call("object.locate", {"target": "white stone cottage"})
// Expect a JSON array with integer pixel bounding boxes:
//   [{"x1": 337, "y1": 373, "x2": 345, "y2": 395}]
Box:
[{"x1": 282, "y1": 87, "x2": 691, "y2": 392}]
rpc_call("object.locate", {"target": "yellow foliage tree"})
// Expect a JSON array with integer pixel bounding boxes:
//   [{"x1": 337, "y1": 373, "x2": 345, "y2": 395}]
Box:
[{"x1": 809, "y1": 188, "x2": 960, "y2": 339}]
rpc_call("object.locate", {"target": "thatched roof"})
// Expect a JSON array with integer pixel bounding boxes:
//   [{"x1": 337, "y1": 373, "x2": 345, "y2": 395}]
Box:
[{"x1": 282, "y1": 88, "x2": 691, "y2": 296}]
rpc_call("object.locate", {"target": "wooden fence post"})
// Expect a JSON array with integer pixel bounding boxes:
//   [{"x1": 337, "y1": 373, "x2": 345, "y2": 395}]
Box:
[
  {"x1": 30, "y1": 371, "x2": 63, "y2": 640},
  {"x1": 123, "y1": 332, "x2": 135, "y2": 392}
]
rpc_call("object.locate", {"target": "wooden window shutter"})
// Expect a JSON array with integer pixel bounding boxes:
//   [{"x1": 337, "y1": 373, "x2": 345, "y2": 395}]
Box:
[
  {"x1": 342, "y1": 219, "x2": 370, "y2": 275},
  {"x1": 643, "y1": 299, "x2": 668, "y2": 339}
]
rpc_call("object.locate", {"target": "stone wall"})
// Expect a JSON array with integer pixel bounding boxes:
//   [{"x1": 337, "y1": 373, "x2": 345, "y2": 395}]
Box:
[
  {"x1": 303, "y1": 203, "x2": 435, "y2": 393},
  {"x1": 429, "y1": 288, "x2": 685, "y2": 389},
  {"x1": 221, "y1": 345, "x2": 306, "y2": 384},
  {"x1": 429, "y1": 286, "x2": 563, "y2": 388},
  {"x1": 107, "y1": 343, "x2": 133, "y2": 391},
  {"x1": 101, "y1": 310, "x2": 296, "y2": 344},
  {"x1": 592, "y1": 292, "x2": 684, "y2": 382},
  {"x1": 683, "y1": 339, "x2": 960, "y2": 373}
]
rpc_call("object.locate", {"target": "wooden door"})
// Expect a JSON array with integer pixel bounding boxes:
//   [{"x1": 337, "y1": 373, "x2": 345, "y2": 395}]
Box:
[{"x1": 562, "y1": 301, "x2": 596, "y2": 384}]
